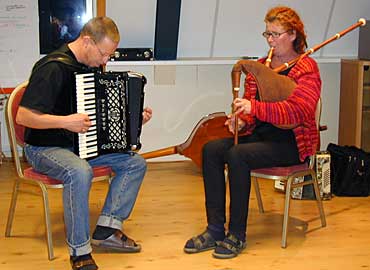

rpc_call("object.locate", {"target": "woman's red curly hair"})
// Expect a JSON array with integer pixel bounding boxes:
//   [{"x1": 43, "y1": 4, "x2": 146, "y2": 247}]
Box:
[{"x1": 264, "y1": 6, "x2": 307, "y2": 54}]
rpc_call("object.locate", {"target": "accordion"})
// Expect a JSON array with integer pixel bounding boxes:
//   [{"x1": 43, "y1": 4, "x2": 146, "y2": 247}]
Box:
[{"x1": 73, "y1": 70, "x2": 146, "y2": 159}]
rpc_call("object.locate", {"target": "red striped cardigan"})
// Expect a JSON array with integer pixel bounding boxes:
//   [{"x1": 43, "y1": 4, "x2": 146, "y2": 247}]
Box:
[{"x1": 239, "y1": 56, "x2": 322, "y2": 162}]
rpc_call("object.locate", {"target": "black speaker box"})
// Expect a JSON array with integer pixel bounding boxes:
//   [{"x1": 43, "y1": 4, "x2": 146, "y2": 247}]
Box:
[
  {"x1": 358, "y1": 20, "x2": 370, "y2": 60},
  {"x1": 109, "y1": 48, "x2": 153, "y2": 61},
  {"x1": 154, "y1": 0, "x2": 182, "y2": 60}
]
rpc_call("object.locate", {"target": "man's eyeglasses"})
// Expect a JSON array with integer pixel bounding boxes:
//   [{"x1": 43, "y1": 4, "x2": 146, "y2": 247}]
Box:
[
  {"x1": 91, "y1": 38, "x2": 112, "y2": 58},
  {"x1": 262, "y1": 31, "x2": 289, "y2": 39}
]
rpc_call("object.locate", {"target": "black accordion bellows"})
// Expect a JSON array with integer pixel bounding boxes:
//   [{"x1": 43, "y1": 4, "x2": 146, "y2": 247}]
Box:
[{"x1": 73, "y1": 70, "x2": 146, "y2": 159}]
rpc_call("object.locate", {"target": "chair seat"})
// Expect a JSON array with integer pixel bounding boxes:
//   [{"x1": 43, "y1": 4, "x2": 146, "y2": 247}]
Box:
[
  {"x1": 251, "y1": 163, "x2": 309, "y2": 178},
  {"x1": 24, "y1": 166, "x2": 112, "y2": 186}
]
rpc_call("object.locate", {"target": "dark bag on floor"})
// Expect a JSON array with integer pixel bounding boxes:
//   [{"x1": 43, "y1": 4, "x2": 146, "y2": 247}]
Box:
[{"x1": 327, "y1": 143, "x2": 370, "y2": 196}]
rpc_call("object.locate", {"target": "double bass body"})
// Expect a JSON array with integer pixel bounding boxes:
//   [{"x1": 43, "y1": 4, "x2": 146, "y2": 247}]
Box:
[{"x1": 141, "y1": 112, "x2": 231, "y2": 168}]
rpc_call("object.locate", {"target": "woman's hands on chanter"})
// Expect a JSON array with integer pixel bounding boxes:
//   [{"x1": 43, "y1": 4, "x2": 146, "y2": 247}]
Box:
[
  {"x1": 233, "y1": 98, "x2": 251, "y2": 115},
  {"x1": 224, "y1": 98, "x2": 251, "y2": 134}
]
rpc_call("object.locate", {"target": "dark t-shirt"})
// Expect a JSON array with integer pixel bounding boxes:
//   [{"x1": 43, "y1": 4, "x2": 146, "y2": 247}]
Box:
[{"x1": 20, "y1": 44, "x2": 88, "y2": 147}]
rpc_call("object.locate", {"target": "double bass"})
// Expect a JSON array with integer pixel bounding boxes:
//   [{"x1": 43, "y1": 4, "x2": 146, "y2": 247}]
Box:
[{"x1": 140, "y1": 19, "x2": 366, "y2": 168}]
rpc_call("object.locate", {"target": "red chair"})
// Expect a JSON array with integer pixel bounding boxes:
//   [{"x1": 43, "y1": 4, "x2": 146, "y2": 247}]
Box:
[
  {"x1": 250, "y1": 98, "x2": 326, "y2": 248},
  {"x1": 5, "y1": 81, "x2": 112, "y2": 260}
]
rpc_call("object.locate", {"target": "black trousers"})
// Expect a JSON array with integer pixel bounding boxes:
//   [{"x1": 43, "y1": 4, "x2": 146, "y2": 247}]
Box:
[{"x1": 202, "y1": 123, "x2": 301, "y2": 235}]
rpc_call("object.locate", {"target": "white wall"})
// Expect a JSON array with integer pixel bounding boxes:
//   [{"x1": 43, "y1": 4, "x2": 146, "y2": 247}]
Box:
[
  {"x1": 107, "y1": 0, "x2": 370, "y2": 58},
  {"x1": 0, "y1": 0, "x2": 39, "y2": 87}
]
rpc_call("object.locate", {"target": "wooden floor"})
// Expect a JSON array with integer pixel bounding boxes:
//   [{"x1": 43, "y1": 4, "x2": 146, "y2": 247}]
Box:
[{"x1": 0, "y1": 160, "x2": 370, "y2": 270}]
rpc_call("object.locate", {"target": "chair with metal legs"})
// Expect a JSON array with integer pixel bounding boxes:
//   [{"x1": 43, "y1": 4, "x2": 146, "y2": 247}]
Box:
[
  {"x1": 250, "y1": 98, "x2": 327, "y2": 248},
  {"x1": 5, "y1": 81, "x2": 113, "y2": 260}
]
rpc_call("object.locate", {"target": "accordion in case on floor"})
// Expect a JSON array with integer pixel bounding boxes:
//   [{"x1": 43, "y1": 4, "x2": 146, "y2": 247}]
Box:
[{"x1": 275, "y1": 151, "x2": 331, "y2": 200}]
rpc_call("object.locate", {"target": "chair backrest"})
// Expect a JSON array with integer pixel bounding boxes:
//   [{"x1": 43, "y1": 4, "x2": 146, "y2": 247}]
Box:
[
  {"x1": 315, "y1": 97, "x2": 323, "y2": 150},
  {"x1": 5, "y1": 81, "x2": 29, "y2": 177},
  {"x1": 307, "y1": 97, "x2": 322, "y2": 168},
  {"x1": 7, "y1": 81, "x2": 28, "y2": 145}
]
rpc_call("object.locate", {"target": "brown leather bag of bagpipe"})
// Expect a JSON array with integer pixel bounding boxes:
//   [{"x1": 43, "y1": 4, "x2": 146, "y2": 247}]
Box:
[{"x1": 140, "y1": 19, "x2": 366, "y2": 169}]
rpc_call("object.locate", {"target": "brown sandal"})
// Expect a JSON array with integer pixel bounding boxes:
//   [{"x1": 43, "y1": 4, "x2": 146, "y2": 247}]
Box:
[
  {"x1": 70, "y1": 257, "x2": 98, "y2": 270},
  {"x1": 91, "y1": 230, "x2": 141, "y2": 252}
]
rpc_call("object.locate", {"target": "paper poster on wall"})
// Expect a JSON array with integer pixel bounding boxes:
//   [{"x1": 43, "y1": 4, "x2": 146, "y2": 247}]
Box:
[{"x1": 0, "y1": 0, "x2": 39, "y2": 87}]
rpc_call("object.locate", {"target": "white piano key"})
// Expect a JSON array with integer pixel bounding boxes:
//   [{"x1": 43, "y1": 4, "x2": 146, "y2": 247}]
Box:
[
  {"x1": 81, "y1": 89, "x2": 95, "y2": 94},
  {"x1": 76, "y1": 80, "x2": 95, "y2": 86},
  {"x1": 80, "y1": 152, "x2": 98, "y2": 159},
  {"x1": 78, "y1": 104, "x2": 95, "y2": 110},
  {"x1": 79, "y1": 141, "x2": 97, "y2": 148},
  {"x1": 79, "y1": 146, "x2": 98, "y2": 155},
  {"x1": 85, "y1": 109, "x2": 96, "y2": 115},
  {"x1": 78, "y1": 95, "x2": 96, "y2": 100},
  {"x1": 79, "y1": 135, "x2": 97, "y2": 142}
]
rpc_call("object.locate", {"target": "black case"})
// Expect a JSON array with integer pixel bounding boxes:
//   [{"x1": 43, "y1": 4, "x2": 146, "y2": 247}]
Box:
[
  {"x1": 358, "y1": 20, "x2": 370, "y2": 60},
  {"x1": 109, "y1": 48, "x2": 153, "y2": 61}
]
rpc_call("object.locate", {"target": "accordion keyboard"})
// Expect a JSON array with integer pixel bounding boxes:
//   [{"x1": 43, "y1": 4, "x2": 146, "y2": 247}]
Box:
[{"x1": 75, "y1": 73, "x2": 99, "y2": 159}]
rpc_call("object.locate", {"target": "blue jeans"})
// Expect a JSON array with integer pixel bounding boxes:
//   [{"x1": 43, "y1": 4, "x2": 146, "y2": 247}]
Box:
[{"x1": 24, "y1": 145, "x2": 147, "y2": 256}]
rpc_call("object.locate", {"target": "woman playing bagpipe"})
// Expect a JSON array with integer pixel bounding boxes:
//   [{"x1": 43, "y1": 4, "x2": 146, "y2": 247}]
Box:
[
  {"x1": 183, "y1": 5, "x2": 322, "y2": 259},
  {"x1": 139, "y1": 3, "x2": 364, "y2": 259}
]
